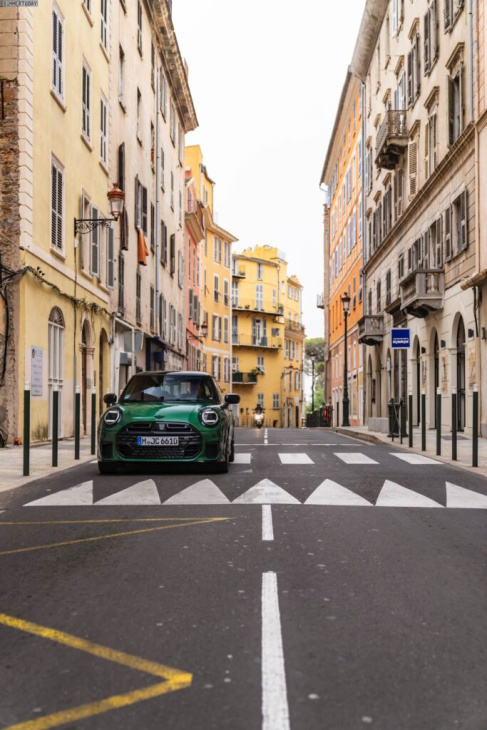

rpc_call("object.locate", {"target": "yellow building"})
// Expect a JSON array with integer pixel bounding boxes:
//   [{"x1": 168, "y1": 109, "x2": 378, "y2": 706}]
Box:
[
  {"x1": 231, "y1": 246, "x2": 305, "y2": 428},
  {"x1": 1, "y1": 0, "x2": 113, "y2": 442},
  {"x1": 185, "y1": 145, "x2": 237, "y2": 394}
]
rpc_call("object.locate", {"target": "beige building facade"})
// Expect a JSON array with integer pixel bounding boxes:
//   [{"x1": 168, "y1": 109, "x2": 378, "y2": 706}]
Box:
[{"x1": 352, "y1": 0, "x2": 479, "y2": 436}]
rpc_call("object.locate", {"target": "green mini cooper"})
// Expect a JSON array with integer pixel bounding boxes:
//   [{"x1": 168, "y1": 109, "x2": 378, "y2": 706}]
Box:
[{"x1": 98, "y1": 371, "x2": 240, "y2": 474}]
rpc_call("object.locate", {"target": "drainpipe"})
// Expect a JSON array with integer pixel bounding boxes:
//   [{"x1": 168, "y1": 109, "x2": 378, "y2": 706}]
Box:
[
  {"x1": 468, "y1": 0, "x2": 475, "y2": 124},
  {"x1": 360, "y1": 81, "x2": 367, "y2": 425},
  {"x1": 155, "y1": 69, "x2": 161, "y2": 344}
]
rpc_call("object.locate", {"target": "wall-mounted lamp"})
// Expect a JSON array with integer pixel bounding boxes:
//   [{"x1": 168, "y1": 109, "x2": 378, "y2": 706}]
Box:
[
  {"x1": 440, "y1": 339, "x2": 446, "y2": 348},
  {"x1": 74, "y1": 184, "x2": 125, "y2": 236},
  {"x1": 468, "y1": 328, "x2": 475, "y2": 338},
  {"x1": 421, "y1": 347, "x2": 426, "y2": 354}
]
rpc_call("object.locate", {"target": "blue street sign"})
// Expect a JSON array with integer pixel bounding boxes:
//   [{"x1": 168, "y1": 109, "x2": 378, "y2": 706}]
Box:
[{"x1": 391, "y1": 328, "x2": 411, "y2": 349}]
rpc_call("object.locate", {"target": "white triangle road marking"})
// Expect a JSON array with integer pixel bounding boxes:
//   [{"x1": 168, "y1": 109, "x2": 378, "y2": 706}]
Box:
[
  {"x1": 390, "y1": 453, "x2": 440, "y2": 465},
  {"x1": 334, "y1": 452, "x2": 379, "y2": 465},
  {"x1": 233, "y1": 479, "x2": 301, "y2": 505},
  {"x1": 25, "y1": 481, "x2": 94, "y2": 506},
  {"x1": 163, "y1": 480, "x2": 230, "y2": 505},
  {"x1": 96, "y1": 480, "x2": 161, "y2": 505},
  {"x1": 279, "y1": 453, "x2": 314, "y2": 465},
  {"x1": 446, "y1": 482, "x2": 487, "y2": 509},
  {"x1": 375, "y1": 480, "x2": 443, "y2": 508},
  {"x1": 305, "y1": 480, "x2": 372, "y2": 506}
]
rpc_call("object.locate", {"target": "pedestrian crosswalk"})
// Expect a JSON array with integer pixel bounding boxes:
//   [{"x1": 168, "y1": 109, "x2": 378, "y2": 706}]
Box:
[{"x1": 21, "y1": 479, "x2": 487, "y2": 509}]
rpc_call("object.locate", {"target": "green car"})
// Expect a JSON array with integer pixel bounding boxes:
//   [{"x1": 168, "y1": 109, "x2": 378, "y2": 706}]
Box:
[{"x1": 98, "y1": 371, "x2": 240, "y2": 474}]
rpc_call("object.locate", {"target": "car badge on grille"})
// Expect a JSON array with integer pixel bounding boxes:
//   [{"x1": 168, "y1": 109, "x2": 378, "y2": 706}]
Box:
[{"x1": 156, "y1": 422, "x2": 166, "y2": 431}]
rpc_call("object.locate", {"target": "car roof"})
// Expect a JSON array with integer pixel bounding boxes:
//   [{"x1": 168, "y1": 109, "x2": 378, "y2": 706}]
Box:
[{"x1": 133, "y1": 371, "x2": 212, "y2": 377}]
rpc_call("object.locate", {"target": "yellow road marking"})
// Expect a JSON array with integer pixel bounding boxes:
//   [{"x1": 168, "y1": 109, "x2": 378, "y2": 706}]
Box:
[
  {"x1": 0, "y1": 517, "x2": 219, "y2": 524},
  {"x1": 0, "y1": 517, "x2": 229, "y2": 557},
  {"x1": 0, "y1": 612, "x2": 192, "y2": 730}
]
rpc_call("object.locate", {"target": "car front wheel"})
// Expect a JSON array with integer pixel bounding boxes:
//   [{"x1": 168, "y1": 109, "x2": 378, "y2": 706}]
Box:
[{"x1": 98, "y1": 462, "x2": 117, "y2": 475}]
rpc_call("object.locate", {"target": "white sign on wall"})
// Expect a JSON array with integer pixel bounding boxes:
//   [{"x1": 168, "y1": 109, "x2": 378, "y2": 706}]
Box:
[{"x1": 31, "y1": 346, "x2": 43, "y2": 396}]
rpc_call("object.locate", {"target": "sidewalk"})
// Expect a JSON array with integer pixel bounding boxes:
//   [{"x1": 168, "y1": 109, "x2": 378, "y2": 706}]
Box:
[
  {"x1": 0, "y1": 437, "x2": 95, "y2": 494},
  {"x1": 333, "y1": 425, "x2": 487, "y2": 477}
]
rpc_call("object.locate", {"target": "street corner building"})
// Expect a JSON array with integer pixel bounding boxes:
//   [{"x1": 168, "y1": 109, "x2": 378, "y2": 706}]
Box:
[
  {"x1": 0, "y1": 0, "x2": 197, "y2": 444},
  {"x1": 231, "y1": 245, "x2": 305, "y2": 429},
  {"x1": 321, "y1": 0, "x2": 487, "y2": 439}
]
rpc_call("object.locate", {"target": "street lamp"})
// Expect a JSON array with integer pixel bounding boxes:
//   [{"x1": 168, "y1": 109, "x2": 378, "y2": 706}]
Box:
[
  {"x1": 74, "y1": 184, "x2": 125, "y2": 236},
  {"x1": 309, "y1": 350, "x2": 317, "y2": 414},
  {"x1": 341, "y1": 291, "x2": 351, "y2": 427}
]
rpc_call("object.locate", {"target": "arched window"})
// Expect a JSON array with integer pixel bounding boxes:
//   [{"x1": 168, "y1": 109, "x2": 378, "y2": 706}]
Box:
[{"x1": 48, "y1": 307, "x2": 65, "y2": 438}]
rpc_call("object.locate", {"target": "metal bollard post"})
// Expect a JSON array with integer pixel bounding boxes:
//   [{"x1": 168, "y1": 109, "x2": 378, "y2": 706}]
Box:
[
  {"x1": 421, "y1": 390, "x2": 426, "y2": 452},
  {"x1": 75, "y1": 385, "x2": 81, "y2": 460},
  {"x1": 451, "y1": 387, "x2": 457, "y2": 461},
  {"x1": 52, "y1": 385, "x2": 59, "y2": 467},
  {"x1": 399, "y1": 399, "x2": 404, "y2": 444},
  {"x1": 436, "y1": 387, "x2": 441, "y2": 456},
  {"x1": 473, "y1": 384, "x2": 478, "y2": 467},
  {"x1": 23, "y1": 382, "x2": 30, "y2": 477},
  {"x1": 91, "y1": 388, "x2": 96, "y2": 456},
  {"x1": 408, "y1": 392, "x2": 413, "y2": 448}
]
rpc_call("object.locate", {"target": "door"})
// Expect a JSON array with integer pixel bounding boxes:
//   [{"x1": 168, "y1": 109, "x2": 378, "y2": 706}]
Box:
[{"x1": 48, "y1": 308, "x2": 64, "y2": 439}]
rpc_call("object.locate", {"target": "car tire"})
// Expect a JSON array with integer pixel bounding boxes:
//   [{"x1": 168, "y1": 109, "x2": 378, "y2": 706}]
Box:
[
  {"x1": 98, "y1": 462, "x2": 117, "y2": 475},
  {"x1": 229, "y1": 439, "x2": 235, "y2": 463}
]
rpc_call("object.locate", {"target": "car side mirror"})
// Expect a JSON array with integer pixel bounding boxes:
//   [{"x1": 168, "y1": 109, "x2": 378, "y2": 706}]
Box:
[
  {"x1": 224, "y1": 394, "x2": 240, "y2": 406},
  {"x1": 103, "y1": 393, "x2": 117, "y2": 407}
]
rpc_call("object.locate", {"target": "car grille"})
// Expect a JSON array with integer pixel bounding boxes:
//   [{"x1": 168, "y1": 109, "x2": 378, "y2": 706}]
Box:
[{"x1": 115, "y1": 422, "x2": 202, "y2": 460}]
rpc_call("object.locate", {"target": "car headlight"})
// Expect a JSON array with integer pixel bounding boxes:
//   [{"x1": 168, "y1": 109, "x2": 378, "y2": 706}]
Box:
[
  {"x1": 103, "y1": 408, "x2": 123, "y2": 427},
  {"x1": 199, "y1": 408, "x2": 220, "y2": 427}
]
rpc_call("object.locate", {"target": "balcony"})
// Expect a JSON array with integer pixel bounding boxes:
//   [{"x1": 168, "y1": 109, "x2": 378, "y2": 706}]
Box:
[
  {"x1": 317, "y1": 293, "x2": 324, "y2": 309},
  {"x1": 232, "y1": 372, "x2": 257, "y2": 385},
  {"x1": 358, "y1": 315, "x2": 384, "y2": 346},
  {"x1": 232, "y1": 334, "x2": 283, "y2": 349},
  {"x1": 232, "y1": 298, "x2": 279, "y2": 316},
  {"x1": 399, "y1": 268, "x2": 445, "y2": 318},
  {"x1": 375, "y1": 110, "x2": 408, "y2": 170},
  {"x1": 285, "y1": 321, "x2": 305, "y2": 334},
  {"x1": 232, "y1": 267, "x2": 246, "y2": 278}
]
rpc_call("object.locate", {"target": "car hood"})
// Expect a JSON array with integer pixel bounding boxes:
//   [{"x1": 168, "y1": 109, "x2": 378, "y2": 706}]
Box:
[{"x1": 114, "y1": 401, "x2": 221, "y2": 424}]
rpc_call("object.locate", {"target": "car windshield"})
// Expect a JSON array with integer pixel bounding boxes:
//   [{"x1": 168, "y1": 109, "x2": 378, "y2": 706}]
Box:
[{"x1": 120, "y1": 373, "x2": 221, "y2": 404}]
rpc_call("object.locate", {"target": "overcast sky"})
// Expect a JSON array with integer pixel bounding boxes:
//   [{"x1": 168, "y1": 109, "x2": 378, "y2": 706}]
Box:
[{"x1": 173, "y1": 0, "x2": 365, "y2": 339}]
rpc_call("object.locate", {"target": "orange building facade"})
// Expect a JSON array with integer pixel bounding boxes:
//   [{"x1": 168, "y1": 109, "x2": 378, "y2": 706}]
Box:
[{"x1": 321, "y1": 72, "x2": 364, "y2": 426}]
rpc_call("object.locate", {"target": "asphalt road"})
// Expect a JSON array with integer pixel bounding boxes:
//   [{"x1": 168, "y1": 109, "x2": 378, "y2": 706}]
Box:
[{"x1": 0, "y1": 427, "x2": 486, "y2": 730}]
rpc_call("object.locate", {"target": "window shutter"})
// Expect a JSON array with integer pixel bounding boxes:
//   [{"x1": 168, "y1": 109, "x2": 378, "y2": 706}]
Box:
[
  {"x1": 444, "y1": 206, "x2": 452, "y2": 261},
  {"x1": 120, "y1": 209, "x2": 129, "y2": 251},
  {"x1": 435, "y1": 218, "x2": 443, "y2": 267},
  {"x1": 118, "y1": 143, "x2": 125, "y2": 193},
  {"x1": 398, "y1": 0, "x2": 404, "y2": 24},
  {"x1": 407, "y1": 51, "x2": 413, "y2": 106},
  {"x1": 409, "y1": 140, "x2": 418, "y2": 197},
  {"x1": 107, "y1": 226, "x2": 115, "y2": 289},
  {"x1": 424, "y1": 120, "x2": 430, "y2": 178},
  {"x1": 415, "y1": 35, "x2": 421, "y2": 96},
  {"x1": 432, "y1": 0, "x2": 439, "y2": 58},
  {"x1": 90, "y1": 206, "x2": 100, "y2": 277},
  {"x1": 134, "y1": 176, "x2": 140, "y2": 229},
  {"x1": 448, "y1": 76, "x2": 455, "y2": 146},
  {"x1": 150, "y1": 202, "x2": 155, "y2": 252},
  {"x1": 118, "y1": 253, "x2": 125, "y2": 314},
  {"x1": 424, "y1": 11, "x2": 430, "y2": 73},
  {"x1": 444, "y1": 0, "x2": 452, "y2": 30},
  {"x1": 407, "y1": 247, "x2": 412, "y2": 271},
  {"x1": 170, "y1": 234, "x2": 175, "y2": 275},
  {"x1": 423, "y1": 230, "x2": 430, "y2": 268},
  {"x1": 142, "y1": 186, "x2": 148, "y2": 235},
  {"x1": 460, "y1": 189, "x2": 468, "y2": 251},
  {"x1": 51, "y1": 163, "x2": 57, "y2": 249},
  {"x1": 460, "y1": 65, "x2": 466, "y2": 134}
]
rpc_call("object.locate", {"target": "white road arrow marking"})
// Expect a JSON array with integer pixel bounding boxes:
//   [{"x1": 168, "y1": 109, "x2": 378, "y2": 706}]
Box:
[
  {"x1": 390, "y1": 453, "x2": 440, "y2": 465},
  {"x1": 376, "y1": 480, "x2": 442, "y2": 508},
  {"x1": 446, "y1": 482, "x2": 487, "y2": 509},
  {"x1": 278, "y1": 453, "x2": 314, "y2": 465},
  {"x1": 163, "y1": 479, "x2": 230, "y2": 505},
  {"x1": 334, "y1": 452, "x2": 379, "y2": 465},
  {"x1": 25, "y1": 481, "x2": 93, "y2": 506},
  {"x1": 233, "y1": 479, "x2": 300, "y2": 505},
  {"x1": 305, "y1": 479, "x2": 372, "y2": 506},
  {"x1": 96, "y1": 480, "x2": 160, "y2": 505}
]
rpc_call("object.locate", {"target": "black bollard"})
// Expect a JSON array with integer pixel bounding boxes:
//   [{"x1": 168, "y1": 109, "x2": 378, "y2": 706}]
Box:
[
  {"x1": 75, "y1": 385, "x2": 81, "y2": 460},
  {"x1": 23, "y1": 383, "x2": 30, "y2": 477},
  {"x1": 473, "y1": 385, "x2": 478, "y2": 467},
  {"x1": 52, "y1": 386, "x2": 59, "y2": 467},
  {"x1": 91, "y1": 388, "x2": 96, "y2": 456},
  {"x1": 436, "y1": 387, "x2": 441, "y2": 456},
  {"x1": 408, "y1": 393, "x2": 413, "y2": 448},
  {"x1": 421, "y1": 390, "x2": 426, "y2": 451},
  {"x1": 452, "y1": 387, "x2": 457, "y2": 461}
]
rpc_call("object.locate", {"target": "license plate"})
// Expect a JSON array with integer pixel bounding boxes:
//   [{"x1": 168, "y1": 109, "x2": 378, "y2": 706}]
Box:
[{"x1": 137, "y1": 436, "x2": 179, "y2": 446}]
